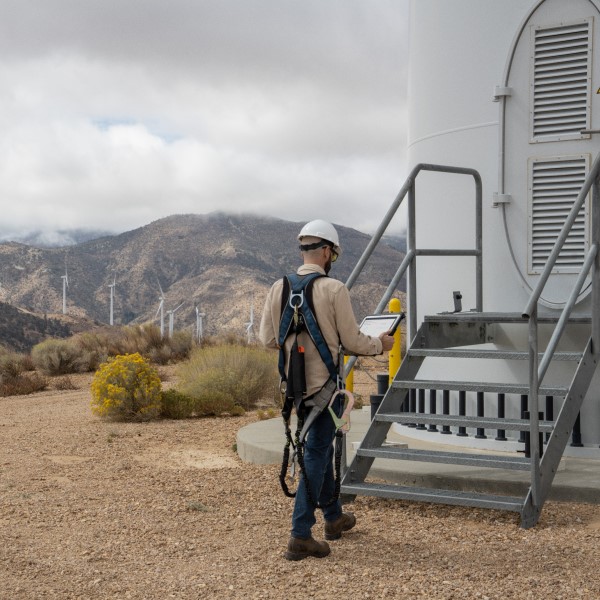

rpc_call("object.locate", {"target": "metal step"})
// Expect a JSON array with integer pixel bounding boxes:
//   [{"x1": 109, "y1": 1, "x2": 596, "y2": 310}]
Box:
[
  {"x1": 408, "y1": 348, "x2": 582, "y2": 361},
  {"x1": 425, "y1": 312, "x2": 591, "y2": 324},
  {"x1": 392, "y1": 379, "x2": 568, "y2": 396},
  {"x1": 341, "y1": 481, "x2": 524, "y2": 512},
  {"x1": 376, "y1": 412, "x2": 555, "y2": 432},
  {"x1": 356, "y1": 446, "x2": 531, "y2": 470}
]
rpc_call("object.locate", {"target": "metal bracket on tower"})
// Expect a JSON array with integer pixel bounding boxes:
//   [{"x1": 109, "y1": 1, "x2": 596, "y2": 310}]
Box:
[
  {"x1": 492, "y1": 86, "x2": 512, "y2": 102},
  {"x1": 492, "y1": 192, "x2": 512, "y2": 208}
]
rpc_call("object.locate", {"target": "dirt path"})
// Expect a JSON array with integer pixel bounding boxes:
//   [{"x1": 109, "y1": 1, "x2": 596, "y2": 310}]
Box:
[{"x1": 1, "y1": 373, "x2": 600, "y2": 599}]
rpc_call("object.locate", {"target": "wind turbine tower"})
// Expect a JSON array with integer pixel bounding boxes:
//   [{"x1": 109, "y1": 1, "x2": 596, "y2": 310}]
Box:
[
  {"x1": 195, "y1": 306, "x2": 206, "y2": 343},
  {"x1": 245, "y1": 297, "x2": 255, "y2": 344},
  {"x1": 108, "y1": 275, "x2": 116, "y2": 326},
  {"x1": 61, "y1": 269, "x2": 69, "y2": 315},
  {"x1": 167, "y1": 303, "x2": 184, "y2": 338},
  {"x1": 155, "y1": 284, "x2": 165, "y2": 337}
]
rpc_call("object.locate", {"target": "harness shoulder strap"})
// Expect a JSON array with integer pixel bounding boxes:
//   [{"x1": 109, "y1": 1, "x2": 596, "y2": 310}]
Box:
[{"x1": 277, "y1": 272, "x2": 337, "y2": 383}]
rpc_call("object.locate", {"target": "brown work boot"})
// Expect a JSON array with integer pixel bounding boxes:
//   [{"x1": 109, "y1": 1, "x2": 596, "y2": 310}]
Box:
[
  {"x1": 284, "y1": 536, "x2": 331, "y2": 561},
  {"x1": 324, "y1": 512, "x2": 357, "y2": 540}
]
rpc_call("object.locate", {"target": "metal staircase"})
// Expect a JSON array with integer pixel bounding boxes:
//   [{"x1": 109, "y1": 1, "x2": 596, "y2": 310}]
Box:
[{"x1": 341, "y1": 160, "x2": 600, "y2": 528}]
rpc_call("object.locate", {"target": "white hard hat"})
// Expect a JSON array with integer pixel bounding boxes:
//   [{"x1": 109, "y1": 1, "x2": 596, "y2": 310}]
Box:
[{"x1": 298, "y1": 219, "x2": 342, "y2": 255}]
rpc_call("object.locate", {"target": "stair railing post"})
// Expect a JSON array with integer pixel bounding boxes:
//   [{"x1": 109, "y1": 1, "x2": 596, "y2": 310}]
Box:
[
  {"x1": 408, "y1": 181, "x2": 417, "y2": 345},
  {"x1": 475, "y1": 172, "x2": 483, "y2": 312},
  {"x1": 495, "y1": 393, "x2": 507, "y2": 441},
  {"x1": 441, "y1": 390, "x2": 451, "y2": 434},
  {"x1": 528, "y1": 305, "x2": 541, "y2": 508}
]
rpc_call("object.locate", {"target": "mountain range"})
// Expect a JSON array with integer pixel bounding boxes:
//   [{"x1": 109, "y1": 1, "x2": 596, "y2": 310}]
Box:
[{"x1": 0, "y1": 213, "x2": 406, "y2": 351}]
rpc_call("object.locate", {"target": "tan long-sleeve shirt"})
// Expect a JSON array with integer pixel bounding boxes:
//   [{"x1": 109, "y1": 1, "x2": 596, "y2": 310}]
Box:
[{"x1": 259, "y1": 264, "x2": 383, "y2": 398}]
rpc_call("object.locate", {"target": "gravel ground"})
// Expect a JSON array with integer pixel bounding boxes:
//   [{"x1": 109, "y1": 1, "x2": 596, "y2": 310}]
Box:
[{"x1": 2, "y1": 371, "x2": 600, "y2": 599}]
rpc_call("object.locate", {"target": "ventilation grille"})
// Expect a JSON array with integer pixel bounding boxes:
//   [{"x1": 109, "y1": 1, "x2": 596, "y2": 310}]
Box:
[
  {"x1": 532, "y1": 21, "x2": 591, "y2": 140},
  {"x1": 529, "y1": 157, "x2": 589, "y2": 273}
]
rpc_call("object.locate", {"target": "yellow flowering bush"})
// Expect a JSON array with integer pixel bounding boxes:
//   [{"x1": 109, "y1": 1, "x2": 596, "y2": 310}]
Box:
[{"x1": 90, "y1": 353, "x2": 162, "y2": 421}]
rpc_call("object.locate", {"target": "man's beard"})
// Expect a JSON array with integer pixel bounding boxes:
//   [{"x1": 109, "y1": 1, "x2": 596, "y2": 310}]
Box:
[{"x1": 324, "y1": 258, "x2": 332, "y2": 274}]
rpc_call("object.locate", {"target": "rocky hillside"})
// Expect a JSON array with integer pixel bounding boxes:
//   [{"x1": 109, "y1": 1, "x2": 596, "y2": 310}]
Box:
[
  {"x1": 0, "y1": 213, "x2": 406, "y2": 348},
  {"x1": 0, "y1": 302, "x2": 74, "y2": 353}
]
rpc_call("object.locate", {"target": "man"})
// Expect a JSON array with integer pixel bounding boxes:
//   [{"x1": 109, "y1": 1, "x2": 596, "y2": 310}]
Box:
[{"x1": 259, "y1": 219, "x2": 394, "y2": 560}]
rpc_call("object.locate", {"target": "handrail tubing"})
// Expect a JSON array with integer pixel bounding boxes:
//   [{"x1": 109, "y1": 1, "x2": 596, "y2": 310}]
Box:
[
  {"x1": 524, "y1": 160, "x2": 600, "y2": 508},
  {"x1": 344, "y1": 250, "x2": 416, "y2": 376},
  {"x1": 538, "y1": 243, "x2": 598, "y2": 382},
  {"x1": 346, "y1": 163, "x2": 483, "y2": 294},
  {"x1": 343, "y1": 163, "x2": 482, "y2": 378}
]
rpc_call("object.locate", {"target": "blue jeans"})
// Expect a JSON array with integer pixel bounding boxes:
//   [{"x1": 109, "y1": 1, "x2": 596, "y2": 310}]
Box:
[{"x1": 291, "y1": 395, "x2": 342, "y2": 539}]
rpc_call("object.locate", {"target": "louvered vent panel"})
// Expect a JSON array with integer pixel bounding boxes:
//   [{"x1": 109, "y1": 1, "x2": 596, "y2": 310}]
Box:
[
  {"x1": 532, "y1": 21, "x2": 590, "y2": 139},
  {"x1": 530, "y1": 158, "x2": 588, "y2": 273}
]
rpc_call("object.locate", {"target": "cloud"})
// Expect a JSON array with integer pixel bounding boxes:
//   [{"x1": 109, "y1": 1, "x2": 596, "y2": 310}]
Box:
[{"x1": 0, "y1": 0, "x2": 409, "y2": 241}]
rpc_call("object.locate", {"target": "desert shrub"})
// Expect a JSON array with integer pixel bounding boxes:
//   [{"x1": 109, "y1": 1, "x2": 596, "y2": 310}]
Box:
[
  {"x1": 256, "y1": 408, "x2": 278, "y2": 421},
  {"x1": 139, "y1": 324, "x2": 164, "y2": 351},
  {"x1": 352, "y1": 393, "x2": 364, "y2": 410},
  {"x1": 31, "y1": 339, "x2": 94, "y2": 375},
  {"x1": 0, "y1": 351, "x2": 27, "y2": 379},
  {"x1": 18, "y1": 354, "x2": 36, "y2": 372},
  {"x1": 90, "y1": 353, "x2": 162, "y2": 421},
  {"x1": 168, "y1": 331, "x2": 193, "y2": 361},
  {"x1": 73, "y1": 331, "x2": 111, "y2": 365},
  {"x1": 53, "y1": 375, "x2": 78, "y2": 391},
  {"x1": 0, "y1": 373, "x2": 48, "y2": 397},
  {"x1": 74, "y1": 325, "x2": 191, "y2": 366},
  {"x1": 147, "y1": 344, "x2": 173, "y2": 366},
  {"x1": 160, "y1": 388, "x2": 196, "y2": 419},
  {"x1": 176, "y1": 344, "x2": 279, "y2": 415}
]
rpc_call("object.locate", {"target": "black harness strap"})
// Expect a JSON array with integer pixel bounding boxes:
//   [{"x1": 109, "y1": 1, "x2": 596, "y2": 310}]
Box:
[{"x1": 277, "y1": 271, "x2": 342, "y2": 508}]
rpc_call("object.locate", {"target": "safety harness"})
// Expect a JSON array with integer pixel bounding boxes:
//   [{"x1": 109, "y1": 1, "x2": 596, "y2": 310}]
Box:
[{"x1": 277, "y1": 272, "x2": 350, "y2": 508}]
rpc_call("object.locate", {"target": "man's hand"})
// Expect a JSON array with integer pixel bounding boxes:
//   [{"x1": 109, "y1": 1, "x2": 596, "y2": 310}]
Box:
[{"x1": 379, "y1": 331, "x2": 395, "y2": 352}]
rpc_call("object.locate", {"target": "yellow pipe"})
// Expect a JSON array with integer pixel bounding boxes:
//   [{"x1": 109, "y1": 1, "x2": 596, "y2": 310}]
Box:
[
  {"x1": 344, "y1": 354, "x2": 354, "y2": 392},
  {"x1": 388, "y1": 297, "x2": 402, "y2": 387}
]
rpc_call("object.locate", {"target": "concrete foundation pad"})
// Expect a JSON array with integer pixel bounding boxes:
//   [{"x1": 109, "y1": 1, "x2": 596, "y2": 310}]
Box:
[{"x1": 237, "y1": 409, "x2": 600, "y2": 505}]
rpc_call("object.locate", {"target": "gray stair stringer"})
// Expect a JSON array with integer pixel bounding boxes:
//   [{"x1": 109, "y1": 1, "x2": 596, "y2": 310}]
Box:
[
  {"x1": 520, "y1": 337, "x2": 598, "y2": 529},
  {"x1": 342, "y1": 323, "x2": 432, "y2": 489}
]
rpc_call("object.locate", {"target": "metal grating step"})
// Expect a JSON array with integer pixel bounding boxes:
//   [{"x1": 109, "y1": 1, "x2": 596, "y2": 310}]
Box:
[
  {"x1": 356, "y1": 446, "x2": 531, "y2": 470},
  {"x1": 341, "y1": 481, "x2": 524, "y2": 512},
  {"x1": 392, "y1": 379, "x2": 568, "y2": 396},
  {"x1": 376, "y1": 412, "x2": 555, "y2": 432},
  {"x1": 408, "y1": 348, "x2": 582, "y2": 361}
]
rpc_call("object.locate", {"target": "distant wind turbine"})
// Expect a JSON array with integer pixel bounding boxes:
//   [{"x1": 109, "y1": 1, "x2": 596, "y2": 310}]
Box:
[
  {"x1": 61, "y1": 269, "x2": 69, "y2": 315},
  {"x1": 155, "y1": 283, "x2": 166, "y2": 337},
  {"x1": 167, "y1": 302, "x2": 184, "y2": 338},
  {"x1": 195, "y1": 306, "x2": 206, "y2": 343},
  {"x1": 245, "y1": 297, "x2": 255, "y2": 344},
  {"x1": 108, "y1": 275, "x2": 116, "y2": 326}
]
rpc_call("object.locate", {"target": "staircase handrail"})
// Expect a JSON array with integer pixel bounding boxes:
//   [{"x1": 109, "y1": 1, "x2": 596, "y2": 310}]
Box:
[
  {"x1": 522, "y1": 152, "x2": 600, "y2": 509},
  {"x1": 343, "y1": 163, "x2": 482, "y2": 376},
  {"x1": 521, "y1": 152, "x2": 600, "y2": 382}
]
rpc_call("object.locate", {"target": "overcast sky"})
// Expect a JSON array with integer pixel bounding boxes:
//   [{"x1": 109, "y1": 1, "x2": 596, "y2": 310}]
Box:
[{"x1": 0, "y1": 0, "x2": 409, "y2": 244}]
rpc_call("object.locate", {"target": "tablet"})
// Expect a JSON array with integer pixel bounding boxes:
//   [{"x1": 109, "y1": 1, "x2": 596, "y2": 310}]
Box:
[{"x1": 359, "y1": 314, "x2": 404, "y2": 337}]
